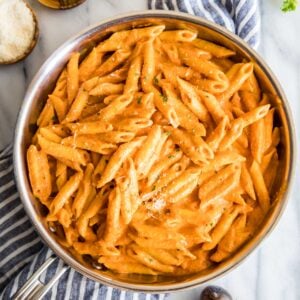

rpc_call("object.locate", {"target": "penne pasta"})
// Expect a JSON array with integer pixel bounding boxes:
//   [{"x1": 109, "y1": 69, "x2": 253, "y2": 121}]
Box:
[
  {"x1": 50, "y1": 172, "x2": 83, "y2": 215},
  {"x1": 250, "y1": 160, "x2": 270, "y2": 213},
  {"x1": 67, "y1": 52, "x2": 80, "y2": 104},
  {"x1": 199, "y1": 164, "x2": 241, "y2": 203},
  {"x1": 94, "y1": 49, "x2": 131, "y2": 77},
  {"x1": 97, "y1": 137, "x2": 145, "y2": 188},
  {"x1": 26, "y1": 24, "x2": 281, "y2": 277},
  {"x1": 27, "y1": 145, "x2": 52, "y2": 205},
  {"x1": 38, "y1": 134, "x2": 88, "y2": 165},
  {"x1": 63, "y1": 88, "x2": 89, "y2": 123},
  {"x1": 159, "y1": 30, "x2": 197, "y2": 42},
  {"x1": 192, "y1": 38, "x2": 235, "y2": 58}
]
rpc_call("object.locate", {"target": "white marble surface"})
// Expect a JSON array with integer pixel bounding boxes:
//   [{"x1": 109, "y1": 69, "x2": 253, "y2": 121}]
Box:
[{"x1": 0, "y1": 0, "x2": 299, "y2": 299}]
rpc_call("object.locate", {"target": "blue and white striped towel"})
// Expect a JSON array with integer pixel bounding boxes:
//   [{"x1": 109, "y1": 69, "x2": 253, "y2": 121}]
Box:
[
  {"x1": 149, "y1": 0, "x2": 260, "y2": 49},
  {"x1": 0, "y1": 1, "x2": 260, "y2": 299}
]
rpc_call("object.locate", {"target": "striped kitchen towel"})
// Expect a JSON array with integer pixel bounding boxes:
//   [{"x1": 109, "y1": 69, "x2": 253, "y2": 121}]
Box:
[
  {"x1": 148, "y1": 0, "x2": 260, "y2": 49},
  {"x1": 0, "y1": 1, "x2": 261, "y2": 299}
]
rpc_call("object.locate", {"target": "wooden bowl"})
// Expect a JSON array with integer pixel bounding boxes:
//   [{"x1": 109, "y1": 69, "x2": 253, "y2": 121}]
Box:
[{"x1": 0, "y1": 0, "x2": 39, "y2": 65}]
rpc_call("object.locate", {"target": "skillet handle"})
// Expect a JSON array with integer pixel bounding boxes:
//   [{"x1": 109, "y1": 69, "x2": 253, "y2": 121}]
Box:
[{"x1": 13, "y1": 255, "x2": 69, "y2": 300}]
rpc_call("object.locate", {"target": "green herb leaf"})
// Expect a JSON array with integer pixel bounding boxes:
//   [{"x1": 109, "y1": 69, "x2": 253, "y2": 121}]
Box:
[
  {"x1": 168, "y1": 155, "x2": 175, "y2": 159},
  {"x1": 160, "y1": 94, "x2": 168, "y2": 103},
  {"x1": 137, "y1": 96, "x2": 142, "y2": 104},
  {"x1": 153, "y1": 76, "x2": 159, "y2": 85},
  {"x1": 281, "y1": 0, "x2": 298, "y2": 11},
  {"x1": 152, "y1": 185, "x2": 156, "y2": 191}
]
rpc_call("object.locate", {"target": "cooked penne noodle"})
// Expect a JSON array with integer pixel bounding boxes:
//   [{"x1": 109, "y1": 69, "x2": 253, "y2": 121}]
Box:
[
  {"x1": 152, "y1": 88, "x2": 180, "y2": 128},
  {"x1": 169, "y1": 176, "x2": 199, "y2": 203},
  {"x1": 148, "y1": 156, "x2": 190, "y2": 196},
  {"x1": 191, "y1": 77, "x2": 228, "y2": 93},
  {"x1": 220, "y1": 63, "x2": 254, "y2": 102},
  {"x1": 250, "y1": 118, "x2": 265, "y2": 163},
  {"x1": 27, "y1": 145, "x2": 52, "y2": 204},
  {"x1": 38, "y1": 134, "x2": 88, "y2": 165},
  {"x1": 219, "y1": 119, "x2": 244, "y2": 150},
  {"x1": 139, "y1": 131, "x2": 169, "y2": 179},
  {"x1": 211, "y1": 57, "x2": 234, "y2": 72},
  {"x1": 240, "y1": 104, "x2": 270, "y2": 127},
  {"x1": 264, "y1": 152, "x2": 279, "y2": 191},
  {"x1": 160, "y1": 62, "x2": 193, "y2": 84},
  {"x1": 250, "y1": 160, "x2": 270, "y2": 213},
  {"x1": 56, "y1": 160, "x2": 67, "y2": 190},
  {"x1": 177, "y1": 42, "x2": 212, "y2": 61},
  {"x1": 49, "y1": 94, "x2": 68, "y2": 122},
  {"x1": 199, "y1": 164, "x2": 241, "y2": 203},
  {"x1": 39, "y1": 127, "x2": 62, "y2": 143},
  {"x1": 37, "y1": 99, "x2": 55, "y2": 127},
  {"x1": 104, "y1": 187, "x2": 122, "y2": 244},
  {"x1": 95, "y1": 131, "x2": 135, "y2": 144},
  {"x1": 272, "y1": 127, "x2": 281, "y2": 147},
  {"x1": 264, "y1": 108, "x2": 275, "y2": 152},
  {"x1": 94, "y1": 49, "x2": 131, "y2": 77},
  {"x1": 206, "y1": 117, "x2": 229, "y2": 152},
  {"x1": 80, "y1": 102, "x2": 106, "y2": 119},
  {"x1": 141, "y1": 38, "x2": 156, "y2": 93},
  {"x1": 192, "y1": 38, "x2": 235, "y2": 57},
  {"x1": 53, "y1": 69, "x2": 67, "y2": 98},
  {"x1": 97, "y1": 94, "x2": 133, "y2": 121},
  {"x1": 161, "y1": 83, "x2": 206, "y2": 136},
  {"x1": 124, "y1": 55, "x2": 142, "y2": 94},
  {"x1": 161, "y1": 42, "x2": 181, "y2": 65},
  {"x1": 197, "y1": 89, "x2": 227, "y2": 124},
  {"x1": 240, "y1": 162, "x2": 256, "y2": 200},
  {"x1": 72, "y1": 163, "x2": 94, "y2": 218},
  {"x1": 240, "y1": 90, "x2": 259, "y2": 111},
  {"x1": 159, "y1": 30, "x2": 197, "y2": 42},
  {"x1": 89, "y1": 82, "x2": 124, "y2": 97},
  {"x1": 79, "y1": 48, "x2": 103, "y2": 82},
  {"x1": 183, "y1": 56, "x2": 227, "y2": 82},
  {"x1": 211, "y1": 214, "x2": 250, "y2": 262},
  {"x1": 63, "y1": 88, "x2": 89, "y2": 123},
  {"x1": 96, "y1": 25, "x2": 165, "y2": 52},
  {"x1": 163, "y1": 167, "x2": 201, "y2": 197},
  {"x1": 261, "y1": 148, "x2": 276, "y2": 174},
  {"x1": 128, "y1": 244, "x2": 174, "y2": 273},
  {"x1": 134, "y1": 125, "x2": 162, "y2": 177},
  {"x1": 167, "y1": 127, "x2": 211, "y2": 164},
  {"x1": 77, "y1": 185, "x2": 110, "y2": 238},
  {"x1": 202, "y1": 206, "x2": 240, "y2": 250},
  {"x1": 67, "y1": 52, "x2": 80, "y2": 104},
  {"x1": 204, "y1": 151, "x2": 246, "y2": 172},
  {"x1": 97, "y1": 137, "x2": 145, "y2": 188},
  {"x1": 57, "y1": 158, "x2": 82, "y2": 172},
  {"x1": 177, "y1": 78, "x2": 211, "y2": 123},
  {"x1": 147, "y1": 149, "x2": 183, "y2": 186},
  {"x1": 62, "y1": 135, "x2": 116, "y2": 155},
  {"x1": 50, "y1": 172, "x2": 82, "y2": 215},
  {"x1": 113, "y1": 117, "x2": 153, "y2": 132},
  {"x1": 67, "y1": 122, "x2": 113, "y2": 135},
  {"x1": 240, "y1": 73, "x2": 261, "y2": 96}
]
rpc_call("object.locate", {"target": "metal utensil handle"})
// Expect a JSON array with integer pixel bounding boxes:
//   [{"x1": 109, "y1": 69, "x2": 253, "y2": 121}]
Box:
[{"x1": 13, "y1": 255, "x2": 69, "y2": 300}]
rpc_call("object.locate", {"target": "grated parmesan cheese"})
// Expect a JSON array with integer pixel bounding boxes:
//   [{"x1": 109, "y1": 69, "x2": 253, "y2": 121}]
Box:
[{"x1": 0, "y1": 0, "x2": 36, "y2": 63}]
